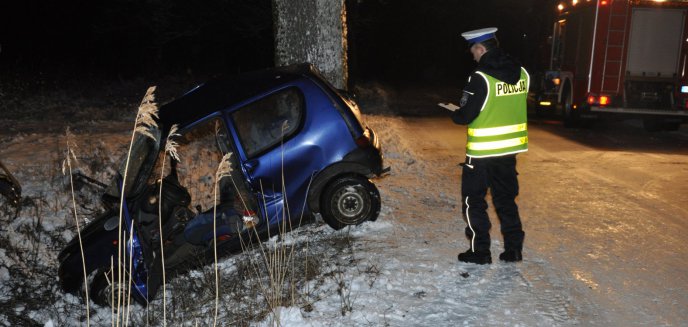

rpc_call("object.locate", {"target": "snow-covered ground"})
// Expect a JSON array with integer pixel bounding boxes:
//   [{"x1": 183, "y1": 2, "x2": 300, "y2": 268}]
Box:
[{"x1": 1, "y1": 113, "x2": 687, "y2": 326}]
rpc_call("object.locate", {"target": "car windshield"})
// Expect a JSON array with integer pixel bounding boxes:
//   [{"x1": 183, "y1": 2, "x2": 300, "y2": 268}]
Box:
[{"x1": 104, "y1": 130, "x2": 161, "y2": 199}]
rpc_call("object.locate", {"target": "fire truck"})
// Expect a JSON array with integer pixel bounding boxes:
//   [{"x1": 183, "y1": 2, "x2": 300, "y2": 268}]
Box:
[{"x1": 536, "y1": 0, "x2": 688, "y2": 131}]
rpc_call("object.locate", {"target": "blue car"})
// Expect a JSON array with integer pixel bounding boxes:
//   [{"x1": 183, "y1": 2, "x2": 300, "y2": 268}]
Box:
[{"x1": 57, "y1": 63, "x2": 388, "y2": 306}]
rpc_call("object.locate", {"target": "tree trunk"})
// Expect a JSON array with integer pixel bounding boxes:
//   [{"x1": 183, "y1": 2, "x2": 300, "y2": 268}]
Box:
[{"x1": 273, "y1": 0, "x2": 348, "y2": 89}]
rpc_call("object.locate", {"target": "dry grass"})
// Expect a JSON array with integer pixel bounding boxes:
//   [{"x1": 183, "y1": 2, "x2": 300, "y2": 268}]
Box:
[
  {"x1": 0, "y1": 124, "x2": 108, "y2": 327},
  {"x1": 62, "y1": 127, "x2": 91, "y2": 326},
  {"x1": 158, "y1": 123, "x2": 181, "y2": 327},
  {"x1": 0, "y1": 181, "x2": 368, "y2": 326},
  {"x1": 115, "y1": 86, "x2": 159, "y2": 327}
]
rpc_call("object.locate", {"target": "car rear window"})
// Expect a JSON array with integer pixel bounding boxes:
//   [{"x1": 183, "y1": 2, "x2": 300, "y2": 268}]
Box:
[{"x1": 231, "y1": 87, "x2": 305, "y2": 158}]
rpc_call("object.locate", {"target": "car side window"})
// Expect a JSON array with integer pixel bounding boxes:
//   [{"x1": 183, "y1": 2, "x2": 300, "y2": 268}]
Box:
[{"x1": 231, "y1": 87, "x2": 304, "y2": 158}]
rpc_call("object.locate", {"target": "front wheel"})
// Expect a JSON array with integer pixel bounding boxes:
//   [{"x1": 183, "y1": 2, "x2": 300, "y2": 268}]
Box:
[
  {"x1": 320, "y1": 175, "x2": 381, "y2": 230},
  {"x1": 89, "y1": 268, "x2": 128, "y2": 307}
]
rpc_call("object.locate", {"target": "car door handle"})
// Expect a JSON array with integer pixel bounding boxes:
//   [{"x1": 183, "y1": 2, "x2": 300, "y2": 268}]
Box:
[{"x1": 243, "y1": 160, "x2": 259, "y2": 173}]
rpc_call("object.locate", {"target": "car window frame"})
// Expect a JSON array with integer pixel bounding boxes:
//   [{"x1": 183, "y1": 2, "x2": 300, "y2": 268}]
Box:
[
  {"x1": 173, "y1": 114, "x2": 263, "y2": 214},
  {"x1": 228, "y1": 85, "x2": 306, "y2": 160}
]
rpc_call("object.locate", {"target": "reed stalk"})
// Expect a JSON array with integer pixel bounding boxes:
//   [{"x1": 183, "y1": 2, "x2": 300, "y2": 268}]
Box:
[
  {"x1": 157, "y1": 124, "x2": 180, "y2": 327},
  {"x1": 213, "y1": 152, "x2": 234, "y2": 326},
  {"x1": 116, "y1": 86, "x2": 158, "y2": 327},
  {"x1": 62, "y1": 128, "x2": 90, "y2": 326}
]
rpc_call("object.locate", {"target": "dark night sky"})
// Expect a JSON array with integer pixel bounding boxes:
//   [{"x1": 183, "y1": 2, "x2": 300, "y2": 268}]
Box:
[
  {"x1": 349, "y1": 0, "x2": 556, "y2": 86},
  {"x1": 0, "y1": 0, "x2": 274, "y2": 78},
  {"x1": 0, "y1": 0, "x2": 556, "y2": 88}
]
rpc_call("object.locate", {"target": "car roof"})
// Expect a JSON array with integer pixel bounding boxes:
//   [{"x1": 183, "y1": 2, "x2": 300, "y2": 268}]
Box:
[{"x1": 159, "y1": 63, "x2": 322, "y2": 130}]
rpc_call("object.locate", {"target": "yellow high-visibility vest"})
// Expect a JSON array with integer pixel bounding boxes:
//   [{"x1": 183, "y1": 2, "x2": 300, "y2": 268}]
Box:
[{"x1": 466, "y1": 67, "x2": 529, "y2": 158}]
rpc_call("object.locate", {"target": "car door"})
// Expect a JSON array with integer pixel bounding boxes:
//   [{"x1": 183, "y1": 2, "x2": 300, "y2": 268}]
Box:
[{"x1": 228, "y1": 86, "x2": 311, "y2": 225}]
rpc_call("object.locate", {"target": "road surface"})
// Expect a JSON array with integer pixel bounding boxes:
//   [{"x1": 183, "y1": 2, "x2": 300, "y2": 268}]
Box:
[{"x1": 367, "y1": 115, "x2": 688, "y2": 326}]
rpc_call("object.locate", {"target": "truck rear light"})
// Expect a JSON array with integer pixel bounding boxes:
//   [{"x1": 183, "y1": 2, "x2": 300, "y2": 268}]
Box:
[
  {"x1": 599, "y1": 96, "x2": 610, "y2": 106},
  {"x1": 587, "y1": 94, "x2": 610, "y2": 106}
]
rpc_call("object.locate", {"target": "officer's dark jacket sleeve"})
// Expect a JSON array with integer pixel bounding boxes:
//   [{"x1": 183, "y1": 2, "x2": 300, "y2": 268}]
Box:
[{"x1": 451, "y1": 72, "x2": 487, "y2": 125}]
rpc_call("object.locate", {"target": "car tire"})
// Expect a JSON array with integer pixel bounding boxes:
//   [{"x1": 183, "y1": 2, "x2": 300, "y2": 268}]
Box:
[
  {"x1": 320, "y1": 175, "x2": 381, "y2": 230},
  {"x1": 89, "y1": 268, "x2": 126, "y2": 307}
]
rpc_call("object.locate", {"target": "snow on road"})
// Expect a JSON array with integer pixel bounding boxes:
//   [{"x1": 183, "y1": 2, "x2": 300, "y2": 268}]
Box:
[
  {"x1": 1, "y1": 115, "x2": 687, "y2": 326},
  {"x1": 354, "y1": 115, "x2": 688, "y2": 326},
  {"x1": 517, "y1": 120, "x2": 688, "y2": 326},
  {"x1": 327, "y1": 115, "x2": 602, "y2": 327}
]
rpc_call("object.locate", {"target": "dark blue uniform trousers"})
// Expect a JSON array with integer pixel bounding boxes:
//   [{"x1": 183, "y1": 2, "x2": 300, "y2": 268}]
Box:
[{"x1": 461, "y1": 154, "x2": 524, "y2": 253}]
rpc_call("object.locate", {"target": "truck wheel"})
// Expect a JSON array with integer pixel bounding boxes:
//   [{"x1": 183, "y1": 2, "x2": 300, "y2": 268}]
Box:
[
  {"x1": 320, "y1": 175, "x2": 381, "y2": 230},
  {"x1": 562, "y1": 92, "x2": 578, "y2": 128}
]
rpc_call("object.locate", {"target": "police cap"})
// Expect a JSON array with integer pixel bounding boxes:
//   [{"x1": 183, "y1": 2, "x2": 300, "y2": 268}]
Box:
[{"x1": 461, "y1": 27, "x2": 498, "y2": 45}]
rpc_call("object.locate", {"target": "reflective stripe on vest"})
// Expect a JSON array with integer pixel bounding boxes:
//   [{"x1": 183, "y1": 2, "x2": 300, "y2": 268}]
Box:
[
  {"x1": 467, "y1": 136, "x2": 528, "y2": 151},
  {"x1": 466, "y1": 67, "x2": 529, "y2": 158},
  {"x1": 467, "y1": 123, "x2": 527, "y2": 137}
]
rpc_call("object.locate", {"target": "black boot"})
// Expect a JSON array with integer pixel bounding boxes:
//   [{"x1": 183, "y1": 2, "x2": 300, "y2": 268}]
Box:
[
  {"x1": 458, "y1": 249, "x2": 492, "y2": 265},
  {"x1": 499, "y1": 249, "x2": 522, "y2": 262}
]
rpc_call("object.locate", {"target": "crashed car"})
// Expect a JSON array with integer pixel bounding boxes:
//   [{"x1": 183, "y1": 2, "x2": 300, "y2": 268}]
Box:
[{"x1": 58, "y1": 63, "x2": 388, "y2": 306}]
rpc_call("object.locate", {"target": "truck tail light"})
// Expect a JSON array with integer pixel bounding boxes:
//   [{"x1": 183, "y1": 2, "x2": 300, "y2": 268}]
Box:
[
  {"x1": 599, "y1": 96, "x2": 610, "y2": 106},
  {"x1": 587, "y1": 94, "x2": 611, "y2": 106}
]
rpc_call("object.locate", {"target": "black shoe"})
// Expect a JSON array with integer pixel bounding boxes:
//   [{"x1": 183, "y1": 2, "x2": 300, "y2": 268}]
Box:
[
  {"x1": 499, "y1": 249, "x2": 522, "y2": 262},
  {"x1": 458, "y1": 249, "x2": 492, "y2": 265}
]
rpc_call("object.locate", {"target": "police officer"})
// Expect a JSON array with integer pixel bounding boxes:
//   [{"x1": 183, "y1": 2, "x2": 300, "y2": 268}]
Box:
[{"x1": 442, "y1": 27, "x2": 529, "y2": 264}]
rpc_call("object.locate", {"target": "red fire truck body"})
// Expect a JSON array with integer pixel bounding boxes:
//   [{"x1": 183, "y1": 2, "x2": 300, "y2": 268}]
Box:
[{"x1": 539, "y1": 0, "x2": 688, "y2": 130}]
